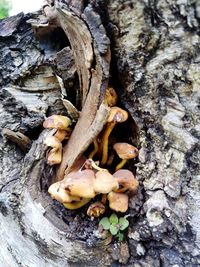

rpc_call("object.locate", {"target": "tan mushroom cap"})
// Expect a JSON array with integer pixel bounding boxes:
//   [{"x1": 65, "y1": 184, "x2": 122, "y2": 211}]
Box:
[
  {"x1": 48, "y1": 181, "x2": 80, "y2": 203},
  {"x1": 113, "y1": 142, "x2": 139, "y2": 160},
  {"x1": 47, "y1": 147, "x2": 62, "y2": 165},
  {"x1": 44, "y1": 136, "x2": 62, "y2": 150},
  {"x1": 107, "y1": 107, "x2": 128, "y2": 123},
  {"x1": 113, "y1": 169, "x2": 139, "y2": 193},
  {"x1": 61, "y1": 169, "x2": 96, "y2": 198},
  {"x1": 54, "y1": 129, "x2": 68, "y2": 142},
  {"x1": 94, "y1": 170, "x2": 119, "y2": 194},
  {"x1": 108, "y1": 192, "x2": 128, "y2": 213},
  {"x1": 43, "y1": 115, "x2": 71, "y2": 130}
]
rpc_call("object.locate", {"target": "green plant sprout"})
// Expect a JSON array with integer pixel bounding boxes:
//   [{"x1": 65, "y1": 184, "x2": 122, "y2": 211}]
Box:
[
  {"x1": 0, "y1": 0, "x2": 12, "y2": 19},
  {"x1": 99, "y1": 213, "x2": 129, "y2": 242}
]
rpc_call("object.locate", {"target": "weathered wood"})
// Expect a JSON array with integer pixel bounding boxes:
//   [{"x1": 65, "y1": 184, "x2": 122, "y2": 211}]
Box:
[
  {"x1": 54, "y1": 2, "x2": 111, "y2": 178},
  {"x1": 0, "y1": 0, "x2": 200, "y2": 266}
]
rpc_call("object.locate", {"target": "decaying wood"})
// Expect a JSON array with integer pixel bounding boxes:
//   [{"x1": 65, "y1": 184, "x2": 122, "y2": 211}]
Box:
[
  {"x1": 2, "y1": 128, "x2": 31, "y2": 152},
  {"x1": 50, "y1": 2, "x2": 111, "y2": 178},
  {"x1": 1, "y1": 0, "x2": 200, "y2": 266}
]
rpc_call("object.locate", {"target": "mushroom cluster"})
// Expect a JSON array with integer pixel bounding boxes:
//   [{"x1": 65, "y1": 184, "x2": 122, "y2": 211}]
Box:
[
  {"x1": 43, "y1": 115, "x2": 72, "y2": 165},
  {"x1": 48, "y1": 158, "x2": 139, "y2": 216},
  {"x1": 43, "y1": 87, "x2": 139, "y2": 217}
]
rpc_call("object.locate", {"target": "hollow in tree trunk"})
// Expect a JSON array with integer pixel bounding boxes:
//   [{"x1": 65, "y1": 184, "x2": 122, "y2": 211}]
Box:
[{"x1": 0, "y1": 0, "x2": 200, "y2": 266}]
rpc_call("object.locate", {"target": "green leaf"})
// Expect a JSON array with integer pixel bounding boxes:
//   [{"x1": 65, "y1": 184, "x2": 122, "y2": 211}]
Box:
[
  {"x1": 110, "y1": 224, "x2": 119, "y2": 235},
  {"x1": 119, "y1": 217, "x2": 129, "y2": 231},
  {"x1": 99, "y1": 217, "x2": 110, "y2": 230},
  {"x1": 109, "y1": 213, "x2": 118, "y2": 225},
  {"x1": 117, "y1": 232, "x2": 124, "y2": 242}
]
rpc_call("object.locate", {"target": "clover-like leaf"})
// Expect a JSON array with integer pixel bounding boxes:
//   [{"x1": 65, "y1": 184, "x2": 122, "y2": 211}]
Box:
[
  {"x1": 110, "y1": 224, "x2": 119, "y2": 235},
  {"x1": 117, "y1": 232, "x2": 124, "y2": 242},
  {"x1": 119, "y1": 217, "x2": 129, "y2": 231},
  {"x1": 99, "y1": 217, "x2": 110, "y2": 230},
  {"x1": 109, "y1": 213, "x2": 118, "y2": 225}
]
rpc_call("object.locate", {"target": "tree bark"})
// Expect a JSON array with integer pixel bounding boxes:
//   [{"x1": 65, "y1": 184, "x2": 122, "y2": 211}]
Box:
[{"x1": 0, "y1": 0, "x2": 200, "y2": 266}]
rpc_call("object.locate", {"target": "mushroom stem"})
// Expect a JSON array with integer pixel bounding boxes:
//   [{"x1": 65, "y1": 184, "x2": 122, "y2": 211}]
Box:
[
  {"x1": 115, "y1": 159, "x2": 127, "y2": 171},
  {"x1": 107, "y1": 152, "x2": 114, "y2": 166},
  {"x1": 101, "y1": 121, "x2": 116, "y2": 165},
  {"x1": 63, "y1": 198, "x2": 91, "y2": 210},
  {"x1": 84, "y1": 159, "x2": 108, "y2": 172},
  {"x1": 101, "y1": 194, "x2": 107, "y2": 204},
  {"x1": 89, "y1": 139, "x2": 99, "y2": 159}
]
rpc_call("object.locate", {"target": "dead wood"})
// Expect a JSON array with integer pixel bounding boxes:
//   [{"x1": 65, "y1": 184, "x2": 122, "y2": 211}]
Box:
[{"x1": 0, "y1": 0, "x2": 200, "y2": 266}]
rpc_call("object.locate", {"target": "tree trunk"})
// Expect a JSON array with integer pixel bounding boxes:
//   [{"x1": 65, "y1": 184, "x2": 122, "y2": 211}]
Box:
[{"x1": 0, "y1": 0, "x2": 200, "y2": 266}]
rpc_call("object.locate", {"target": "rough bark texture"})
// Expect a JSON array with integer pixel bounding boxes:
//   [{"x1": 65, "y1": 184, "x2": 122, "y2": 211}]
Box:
[{"x1": 0, "y1": 0, "x2": 200, "y2": 266}]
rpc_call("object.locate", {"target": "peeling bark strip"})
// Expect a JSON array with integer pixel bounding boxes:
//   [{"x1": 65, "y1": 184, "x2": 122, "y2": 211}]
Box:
[{"x1": 44, "y1": 0, "x2": 111, "y2": 179}]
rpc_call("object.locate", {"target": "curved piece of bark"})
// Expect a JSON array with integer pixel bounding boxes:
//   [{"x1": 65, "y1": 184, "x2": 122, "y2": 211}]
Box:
[{"x1": 50, "y1": 2, "x2": 111, "y2": 179}]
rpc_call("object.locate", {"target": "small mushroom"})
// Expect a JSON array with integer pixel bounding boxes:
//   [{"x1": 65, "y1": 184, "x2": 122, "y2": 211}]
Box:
[
  {"x1": 63, "y1": 198, "x2": 91, "y2": 210},
  {"x1": 94, "y1": 170, "x2": 119, "y2": 194},
  {"x1": 47, "y1": 147, "x2": 62, "y2": 165},
  {"x1": 104, "y1": 87, "x2": 118, "y2": 107},
  {"x1": 43, "y1": 115, "x2": 71, "y2": 130},
  {"x1": 113, "y1": 143, "x2": 139, "y2": 171},
  {"x1": 108, "y1": 192, "x2": 128, "y2": 213},
  {"x1": 84, "y1": 158, "x2": 109, "y2": 172},
  {"x1": 44, "y1": 136, "x2": 62, "y2": 165},
  {"x1": 54, "y1": 129, "x2": 67, "y2": 141},
  {"x1": 113, "y1": 169, "x2": 139, "y2": 193},
  {"x1": 61, "y1": 169, "x2": 96, "y2": 198},
  {"x1": 87, "y1": 201, "x2": 105, "y2": 217},
  {"x1": 48, "y1": 181, "x2": 80, "y2": 203},
  {"x1": 44, "y1": 136, "x2": 62, "y2": 150},
  {"x1": 101, "y1": 107, "x2": 128, "y2": 165},
  {"x1": 54, "y1": 128, "x2": 72, "y2": 141}
]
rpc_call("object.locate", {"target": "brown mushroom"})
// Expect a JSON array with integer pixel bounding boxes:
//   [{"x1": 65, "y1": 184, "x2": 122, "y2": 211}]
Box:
[
  {"x1": 48, "y1": 181, "x2": 80, "y2": 203},
  {"x1": 108, "y1": 192, "x2": 128, "y2": 213},
  {"x1": 87, "y1": 201, "x2": 105, "y2": 217},
  {"x1": 113, "y1": 142, "x2": 139, "y2": 171},
  {"x1": 104, "y1": 87, "x2": 118, "y2": 107},
  {"x1": 101, "y1": 107, "x2": 128, "y2": 165},
  {"x1": 54, "y1": 128, "x2": 72, "y2": 141},
  {"x1": 47, "y1": 147, "x2": 62, "y2": 165},
  {"x1": 43, "y1": 115, "x2": 71, "y2": 130},
  {"x1": 44, "y1": 136, "x2": 62, "y2": 150},
  {"x1": 113, "y1": 169, "x2": 139, "y2": 193},
  {"x1": 61, "y1": 169, "x2": 96, "y2": 198},
  {"x1": 94, "y1": 170, "x2": 119, "y2": 194},
  {"x1": 44, "y1": 136, "x2": 62, "y2": 165}
]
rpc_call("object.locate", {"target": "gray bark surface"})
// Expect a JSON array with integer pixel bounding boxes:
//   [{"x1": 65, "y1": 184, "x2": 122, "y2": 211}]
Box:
[{"x1": 0, "y1": 0, "x2": 200, "y2": 266}]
